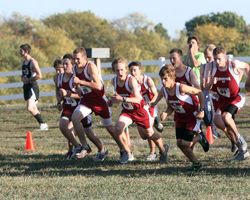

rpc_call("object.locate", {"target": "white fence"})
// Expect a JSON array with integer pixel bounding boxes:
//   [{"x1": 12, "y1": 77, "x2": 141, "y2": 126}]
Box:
[{"x1": 1, "y1": 56, "x2": 250, "y2": 101}]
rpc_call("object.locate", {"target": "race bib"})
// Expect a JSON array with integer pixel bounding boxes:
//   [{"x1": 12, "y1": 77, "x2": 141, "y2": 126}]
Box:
[
  {"x1": 64, "y1": 97, "x2": 77, "y2": 106},
  {"x1": 80, "y1": 86, "x2": 92, "y2": 94},
  {"x1": 123, "y1": 102, "x2": 134, "y2": 110},
  {"x1": 217, "y1": 87, "x2": 230, "y2": 98},
  {"x1": 172, "y1": 104, "x2": 186, "y2": 113}
]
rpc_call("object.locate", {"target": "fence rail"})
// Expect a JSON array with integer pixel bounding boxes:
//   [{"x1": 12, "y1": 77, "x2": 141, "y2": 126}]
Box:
[{"x1": 0, "y1": 56, "x2": 249, "y2": 101}]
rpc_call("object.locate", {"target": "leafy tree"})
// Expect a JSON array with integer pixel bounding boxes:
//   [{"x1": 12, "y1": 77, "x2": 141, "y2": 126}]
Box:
[
  {"x1": 185, "y1": 12, "x2": 247, "y2": 36},
  {"x1": 194, "y1": 23, "x2": 240, "y2": 53},
  {"x1": 154, "y1": 23, "x2": 170, "y2": 41}
]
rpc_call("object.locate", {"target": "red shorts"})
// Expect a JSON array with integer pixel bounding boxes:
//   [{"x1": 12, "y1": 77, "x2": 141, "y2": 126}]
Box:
[
  {"x1": 120, "y1": 106, "x2": 151, "y2": 129},
  {"x1": 80, "y1": 94, "x2": 112, "y2": 119},
  {"x1": 174, "y1": 112, "x2": 200, "y2": 132}
]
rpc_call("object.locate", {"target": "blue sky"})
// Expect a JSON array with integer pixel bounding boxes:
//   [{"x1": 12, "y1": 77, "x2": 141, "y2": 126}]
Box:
[{"x1": 0, "y1": 0, "x2": 249, "y2": 39}]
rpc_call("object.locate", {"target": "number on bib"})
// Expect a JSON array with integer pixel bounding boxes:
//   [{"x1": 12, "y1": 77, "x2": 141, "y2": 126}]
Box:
[
  {"x1": 64, "y1": 97, "x2": 77, "y2": 106},
  {"x1": 217, "y1": 87, "x2": 230, "y2": 98},
  {"x1": 80, "y1": 86, "x2": 92, "y2": 94}
]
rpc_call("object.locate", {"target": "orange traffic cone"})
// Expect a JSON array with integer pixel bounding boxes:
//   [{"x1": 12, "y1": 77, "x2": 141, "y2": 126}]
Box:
[
  {"x1": 25, "y1": 131, "x2": 36, "y2": 150},
  {"x1": 206, "y1": 126, "x2": 214, "y2": 144},
  {"x1": 124, "y1": 127, "x2": 132, "y2": 147}
]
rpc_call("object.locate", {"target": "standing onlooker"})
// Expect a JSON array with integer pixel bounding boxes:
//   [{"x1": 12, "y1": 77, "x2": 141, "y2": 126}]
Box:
[
  {"x1": 20, "y1": 44, "x2": 48, "y2": 131},
  {"x1": 183, "y1": 35, "x2": 206, "y2": 85}
]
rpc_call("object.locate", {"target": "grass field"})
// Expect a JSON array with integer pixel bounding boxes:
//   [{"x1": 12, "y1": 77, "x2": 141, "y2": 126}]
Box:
[{"x1": 0, "y1": 102, "x2": 250, "y2": 200}]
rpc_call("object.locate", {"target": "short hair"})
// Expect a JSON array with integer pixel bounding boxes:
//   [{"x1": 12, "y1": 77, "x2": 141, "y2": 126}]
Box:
[
  {"x1": 63, "y1": 54, "x2": 75, "y2": 65},
  {"x1": 111, "y1": 57, "x2": 128, "y2": 72},
  {"x1": 213, "y1": 46, "x2": 226, "y2": 56},
  {"x1": 73, "y1": 47, "x2": 87, "y2": 57},
  {"x1": 169, "y1": 48, "x2": 183, "y2": 56},
  {"x1": 128, "y1": 61, "x2": 142, "y2": 70},
  {"x1": 204, "y1": 44, "x2": 216, "y2": 55},
  {"x1": 187, "y1": 35, "x2": 201, "y2": 47},
  {"x1": 20, "y1": 44, "x2": 31, "y2": 54},
  {"x1": 159, "y1": 64, "x2": 176, "y2": 80},
  {"x1": 53, "y1": 56, "x2": 63, "y2": 69}
]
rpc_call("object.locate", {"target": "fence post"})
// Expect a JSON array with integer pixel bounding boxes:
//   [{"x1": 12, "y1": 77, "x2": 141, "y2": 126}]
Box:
[{"x1": 158, "y1": 57, "x2": 165, "y2": 88}]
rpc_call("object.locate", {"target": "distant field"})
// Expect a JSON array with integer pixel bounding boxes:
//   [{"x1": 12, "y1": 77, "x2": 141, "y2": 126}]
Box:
[{"x1": 0, "y1": 103, "x2": 250, "y2": 200}]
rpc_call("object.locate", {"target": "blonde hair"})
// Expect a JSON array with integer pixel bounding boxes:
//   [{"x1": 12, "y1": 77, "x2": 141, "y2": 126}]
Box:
[{"x1": 204, "y1": 44, "x2": 216, "y2": 55}]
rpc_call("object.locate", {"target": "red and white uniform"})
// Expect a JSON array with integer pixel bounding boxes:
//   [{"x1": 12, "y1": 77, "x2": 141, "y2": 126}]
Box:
[
  {"x1": 209, "y1": 62, "x2": 219, "y2": 111},
  {"x1": 74, "y1": 62, "x2": 111, "y2": 119},
  {"x1": 163, "y1": 82, "x2": 200, "y2": 132},
  {"x1": 57, "y1": 73, "x2": 91, "y2": 125},
  {"x1": 211, "y1": 60, "x2": 245, "y2": 112},
  {"x1": 140, "y1": 75, "x2": 157, "y2": 118},
  {"x1": 175, "y1": 67, "x2": 192, "y2": 86},
  {"x1": 114, "y1": 74, "x2": 151, "y2": 129}
]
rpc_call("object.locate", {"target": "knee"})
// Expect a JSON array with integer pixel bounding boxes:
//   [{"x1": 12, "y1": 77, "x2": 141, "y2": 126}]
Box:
[
  {"x1": 72, "y1": 112, "x2": 82, "y2": 124},
  {"x1": 115, "y1": 125, "x2": 124, "y2": 135},
  {"x1": 149, "y1": 132, "x2": 160, "y2": 141}
]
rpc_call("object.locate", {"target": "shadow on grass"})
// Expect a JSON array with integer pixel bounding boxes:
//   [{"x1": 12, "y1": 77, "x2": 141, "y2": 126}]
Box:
[{"x1": 0, "y1": 154, "x2": 250, "y2": 177}]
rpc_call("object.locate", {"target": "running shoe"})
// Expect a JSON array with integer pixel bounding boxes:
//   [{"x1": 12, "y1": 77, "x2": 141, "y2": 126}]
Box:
[
  {"x1": 93, "y1": 148, "x2": 108, "y2": 162},
  {"x1": 159, "y1": 144, "x2": 169, "y2": 164},
  {"x1": 199, "y1": 131, "x2": 209, "y2": 152},
  {"x1": 187, "y1": 162, "x2": 202, "y2": 171},
  {"x1": 75, "y1": 144, "x2": 92, "y2": 158},
  {"x1": 146, "y1": 152, "x2": 157, "y2": 161},
  {"x1": 37, "y1": 123, "x2": 49, "y2": 131}
]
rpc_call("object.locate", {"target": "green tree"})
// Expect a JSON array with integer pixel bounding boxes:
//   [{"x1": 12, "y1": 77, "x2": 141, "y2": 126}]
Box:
[
  {"x1": 194, "y1": 23, "x2": 240, "y2": 53},
  {"x1": 185, "y1": 12, "x2": 247, "y2": 36},
  {"x1": 154, "y1": 23, "x2": 170, "y2": 41}
]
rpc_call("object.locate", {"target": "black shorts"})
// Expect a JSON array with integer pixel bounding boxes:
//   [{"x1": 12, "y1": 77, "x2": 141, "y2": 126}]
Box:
[
  {"x1": 23, "y1": 83, "x2": 39, "y2": 101},
  {"x1": 222, "y1": 104, "x2": 237, "y2": 120},
  {"x1": 176, "y1": 127, "x2": 195, "y2": 142}
]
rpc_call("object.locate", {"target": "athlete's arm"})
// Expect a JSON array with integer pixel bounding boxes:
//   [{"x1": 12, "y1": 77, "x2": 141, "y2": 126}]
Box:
[
  {"x1": 74, "y1": 62, "x2": 102, "y2": 90},
  {"x1": 30, "y1": 59, "x2": 42, "y2": 81},
  {"x1": 150, "y1": 87, "x2": 164, "y2": 107},
  {"x1": 189, "y1": 68, "x2": 200, "y2": 89},
  {"x1": 161, "y1": 102, "x2": 174, "y2": 121},
  {"x1": 147, "y1": 77, "x2": 158, "y2": 103}
]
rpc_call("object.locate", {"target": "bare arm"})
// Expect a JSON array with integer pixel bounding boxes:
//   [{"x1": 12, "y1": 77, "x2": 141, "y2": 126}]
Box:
[
  {"x1": 147, "y1": 77, "x2": 158, "y2": 103},
  {"x1": 150, "y1": 87, "x2": 164, "y2": 107},
  {"x1": 245, "y1": 71, "x2": 250, "y2": 92},
  {"x1": 161, "y1": 102, "x2": 174, "y2": 121},
  {"x1": 73, "y1": 62, "x2": 102, "y2": 90},
  {"x1": 180, "y1": 84, "x2": 204, "y2": 119},
  {"x1": 189, "y1": 68, "x2": 200, "y2": 89},
  {"x1": 204, "y1": 62, "x2": 214, "y2": 90}
]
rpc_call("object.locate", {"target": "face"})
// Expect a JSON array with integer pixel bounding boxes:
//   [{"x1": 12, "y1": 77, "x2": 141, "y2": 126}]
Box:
[
  {"x1": 115, "y1": 62, "x2": 127, "y2": 80},
  {"x1": 63, "y1": 58, "x2": 73, "y2": 74},
  {"x1": 55, "y1": 66, "x2": 64, "y2": 75},
  {"x1": 129, "y1": 65, "x2": 141, "y2": 79},
  {"x1": 73, "y1": 52, "x2": 86, "y2": 67},
  {"x1": 189, "y1": 39, "x2": 199, "y2": 50},
  {"x1": 213, "y1": 53, "x2": 227, "y2": 68},
  {"x1": 20, "y1": 48, "x2": 26, "y2": 57},
  {"x1": 161, "y1": 73, "x2": 174, "y2": 89},
  {"x1": 169, "y1": 52, "x2": 182, "y2": 68},
  {"x1": 205, "y1": 52, "x2": 214, "y2": 63}
]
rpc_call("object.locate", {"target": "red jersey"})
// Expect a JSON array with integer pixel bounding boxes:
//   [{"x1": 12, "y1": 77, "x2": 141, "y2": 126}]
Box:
[
  {"x1": 73, "y1": 62, "x2": 105, "y2": 104},
  {"x1": 57, "y1": 73, "x2": 79, "y2": 114},
  {"x1": 211, "y1": 60, "x2": 240, "y2": 99},
  {"x1": 140, "y1": 75, "x2": 154, "y2": 104},
  {"x1": 175, "y1": 67, "x2": 192, "y2": 86},
  {"x1": 163, "y1": 83, "x2": 199, "y2": 120},
  {"x1": 114, "y1": 74, "x2": 144, "y2": 111}
]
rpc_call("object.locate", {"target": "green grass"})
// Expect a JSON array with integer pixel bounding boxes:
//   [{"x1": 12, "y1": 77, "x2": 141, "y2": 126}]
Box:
[{"x1": 1, "y1": 103, "x2": 250, "y2": 200}]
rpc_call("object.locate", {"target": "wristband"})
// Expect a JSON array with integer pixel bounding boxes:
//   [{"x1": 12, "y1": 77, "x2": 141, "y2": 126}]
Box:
[
  {"x1": 199, "y1": 108, "x2": 204, "y2": 112},
  {"x1": 123, "y1": 97, "x2": 127, "y2": 102}
]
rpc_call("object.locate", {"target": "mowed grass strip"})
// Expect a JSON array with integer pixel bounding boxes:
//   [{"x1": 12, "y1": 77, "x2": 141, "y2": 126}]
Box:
[{"x1": 0, "y1": 103, "x2": 250, "y2": 200}]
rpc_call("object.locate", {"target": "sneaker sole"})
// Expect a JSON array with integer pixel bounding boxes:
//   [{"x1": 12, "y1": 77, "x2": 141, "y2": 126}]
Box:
[{"x1": 75, "y1": 150, "x2": 92, "y2": 159}]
